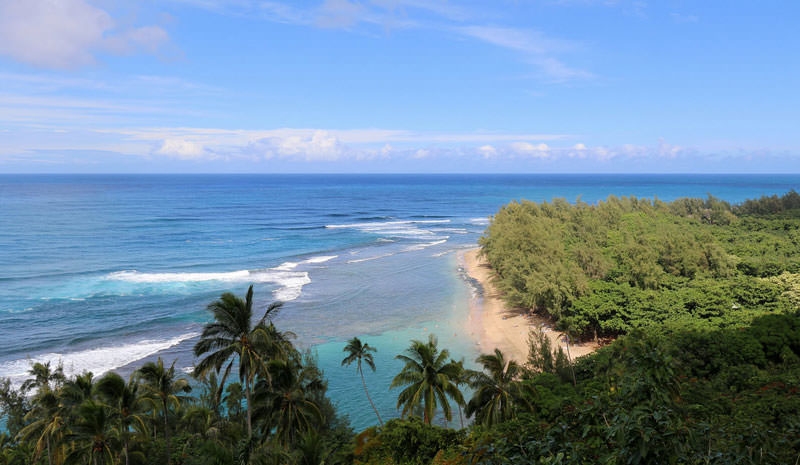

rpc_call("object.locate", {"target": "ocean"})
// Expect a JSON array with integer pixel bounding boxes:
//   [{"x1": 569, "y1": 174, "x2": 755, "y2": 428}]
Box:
[{"x1": 1, "y1": 173, "x2": 798, "y2": 430}]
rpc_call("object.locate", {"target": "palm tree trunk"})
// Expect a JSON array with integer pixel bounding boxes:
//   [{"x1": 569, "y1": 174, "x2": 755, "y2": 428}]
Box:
[
  {"x1": 359, "y1": 368, "x2": 383, "y2": 426},
  {"x1": 124, "y1": 437, "x2": 130, "y2": 465},
  {"x1": 163, "y1": 398, "x2": 171, "y2": 465},
  {"x1": 245, "y1": 377, "x2": 253, "y2": 439}
]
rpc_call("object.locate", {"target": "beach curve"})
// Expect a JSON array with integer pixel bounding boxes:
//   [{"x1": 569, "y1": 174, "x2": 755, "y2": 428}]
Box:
[{"x1": 461, "y1": 248, "x2": 598, "y2": 365}]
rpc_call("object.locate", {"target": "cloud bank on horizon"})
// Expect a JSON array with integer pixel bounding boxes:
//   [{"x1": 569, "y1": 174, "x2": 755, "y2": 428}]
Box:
[{"x1": 0, "y1": 0, "x2": 798, "y2": 173}]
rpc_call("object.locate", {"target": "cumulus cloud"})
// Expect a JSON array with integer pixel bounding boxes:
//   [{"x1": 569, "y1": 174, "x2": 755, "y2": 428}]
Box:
[
  {"x1": 413, "y1": 148, "x2": 430, "y2": 159},
  {"x1": 478, "y1": 144, "x2": 497, "y2": 158},
  {"x1": 510, "y1": 142, "x2": 551, "y2": 157},
  {"x1": 156, "y1": 139, "x2": 208, "y2": 159},
  {"x1": 0, "y1": 0, "x2": 170, "y2": 69},
  {"x1": 251, "y1": 130, "x2": 347, "y2": 161},
  {"x1": 657, "y1": 138, "x2": 683, "y2": 158}
]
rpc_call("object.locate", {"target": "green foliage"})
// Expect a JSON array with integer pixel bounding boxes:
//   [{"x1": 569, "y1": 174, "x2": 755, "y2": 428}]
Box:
[
  {"x1": 342, "y1": 337, "x2": 383, "y2": 426},
  {"x1": 465, "y1": 313, "x2": 800, "y2": 464},
  {"x1": 354, "y1": 418, "x2": 465, "y2": 465},
  {"x1": 480, "y1": 192, "x2": 800, "y2": 339},
  {"x1": 0, "y1": 287, "x2": 352, "y2": 465},
  {"x1": 391, "y1": 335, "x2": 465, "y2": 426},
  {"x1": 0, "y1": 378, "x2": 29, "y2": 438},
  {"x1": 465, "y1": 349, "x2": 530, "y2": 428}
]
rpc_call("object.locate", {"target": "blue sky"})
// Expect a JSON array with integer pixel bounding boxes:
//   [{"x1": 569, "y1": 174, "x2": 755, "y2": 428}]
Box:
[{"x1": 1, "y1": 0, "x2": 798, "y2": 173}]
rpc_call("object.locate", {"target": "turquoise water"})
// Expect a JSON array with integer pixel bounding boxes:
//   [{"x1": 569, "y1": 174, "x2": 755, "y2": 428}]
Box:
[{"x1": 1, "y1": 173, "x2": 798, "y2": 430}]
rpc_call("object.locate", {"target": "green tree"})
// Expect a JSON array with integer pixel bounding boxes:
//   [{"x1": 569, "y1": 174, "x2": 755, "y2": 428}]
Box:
[
  {"x1": 16, "y1": 361, "x2": 67, "y2": 465},
  {"x1": 137, "y1": 358, "x2": 191, "y2": 465},
  {"x1": 254, "y1": 358, "x2": 322, "y2": 449},
  {"x1": 17, "y1": 388, "x2": 65, "y2": 465},
  {"x1": 21, "y1": 362, "x2": 65, "y2": 397},
  {"x1": 0, "y1": 378, "x2": 29, "y2": 438},
  {"x1": 94, "y1": 372, "x2": 148, "y2": 465},
  {"x1": 390, "y1": 334, "x2": 465, "y2": 425},
  {"x1": 341, "y1": 337, "x2": 383, "y2": 426},
  {"x1": 193, "y1": 285, "x2": 288, "y2": 439},
  {"x1": 63, "y1": 400, "x2": 116, "y2": 465},
  {"x1": 466, "y1": 348, "x2": 529, "y2": 427}
]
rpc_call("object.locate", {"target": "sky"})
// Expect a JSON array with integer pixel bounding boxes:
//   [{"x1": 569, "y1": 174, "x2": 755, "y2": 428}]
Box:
[{"x1": 0, "y1": 0, "x2": 799, "y2": 174}]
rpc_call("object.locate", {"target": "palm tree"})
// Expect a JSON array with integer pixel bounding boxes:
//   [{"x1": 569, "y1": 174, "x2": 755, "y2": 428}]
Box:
[
  {"x1": 390, "y1": 334, "x2": 465, "y2": 425},
  {"x1": 18, "y1": 361, "x2": 67, "y2": 465},
  {"x1": 94, "y1": 372, "x2": 148, "y2": 465},
  {"x1": 253, "y1": 358, "x2": 322, "y2": 449},
  {"x1": 21, "y1": 361, "x2": 65, "y2": 397},
  {"x1": 63, "y1": 400, "x2": 117, "y2": 465},
  {"x1": 465, "y1": 348, "x2": 530, "y2": 427},
  {"x1": 137, "y1": 358, "x2": 191, "y2": 465},
  {"x1": 193, "y1": 285, "x2": 290, "y2": 439},
  {"x1": 341, "y1": 337, "x2": 383, "y2": 426},
  {"x1": 21, "y1": 371, "x2": 97, "y2": 465},
  {"x1": 18, "y1": 388, "x2": 66, "y2": 465}
]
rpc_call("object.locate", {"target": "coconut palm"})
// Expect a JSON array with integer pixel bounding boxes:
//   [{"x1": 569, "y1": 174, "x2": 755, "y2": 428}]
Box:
[
  {"x1": 94, "y1": 372, "x2": 148, "y2": 465},
  {"x1": 341, "y1": 337, "x2": 383, "y2": 426},
  {"x1": 253, "y1": 357, "x2": 322, "y2": 449},
  {"x1": 18, "y1": 361, "x2": 68, "y2": 465},
  {"x1": 390, "y1": 334, "x2": 465, "y2": 425},
  {"x1": 137, "y1": 358, "x2": 191, "y2": 465},
  {"x1": 21, "y1": 361, "x2": 65, "y2": 397},
  {"x1": 193, "y1": 285, "x2": 291, "y2": 439},
  {"x1": 466, "y1": 348, "x2": 530, "y2": 427},
  {"x1": 18, "y1": 389, "x2": 66, "y2": 465},
  {"x1": 63, "y1": 400, "x2": 117, "y2": 465}
]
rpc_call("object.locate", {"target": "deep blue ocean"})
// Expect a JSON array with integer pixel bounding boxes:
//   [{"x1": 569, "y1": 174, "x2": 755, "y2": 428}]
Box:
[{"x1": 1, "y1": 173, "x2": 798, "y2": 430}]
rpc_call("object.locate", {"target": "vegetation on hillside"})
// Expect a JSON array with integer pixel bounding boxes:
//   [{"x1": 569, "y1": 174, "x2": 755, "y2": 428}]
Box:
[{"x1": 479, "y1": 191, "x2": 800, "y2": 339}]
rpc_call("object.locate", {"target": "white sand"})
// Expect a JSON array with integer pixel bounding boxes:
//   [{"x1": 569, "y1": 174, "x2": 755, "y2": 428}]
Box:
[{"x1": 462, "y1": 248, "x2": 598, "y2": 365}]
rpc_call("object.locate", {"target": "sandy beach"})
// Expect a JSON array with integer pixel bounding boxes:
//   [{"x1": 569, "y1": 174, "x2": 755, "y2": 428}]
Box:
[{"x1": 462, "y1": 248, "x2": 597, "y2": 365}]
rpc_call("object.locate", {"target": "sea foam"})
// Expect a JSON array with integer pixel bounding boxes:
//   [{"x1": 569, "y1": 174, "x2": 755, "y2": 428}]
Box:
[
  {"x1": 325, "y1": 219, "x2": 450, "y2": 238},
  {"x1": 0, "y1": 332, "x2": 197, "y2": 389},
  {"x1": 104, "y1": 256, "x2": 336, "y2": 302}
]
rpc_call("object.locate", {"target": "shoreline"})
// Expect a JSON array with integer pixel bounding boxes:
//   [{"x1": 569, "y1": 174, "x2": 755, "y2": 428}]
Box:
[{"x1": 461, "y1": 248, "x2": 598, "y2": 364}]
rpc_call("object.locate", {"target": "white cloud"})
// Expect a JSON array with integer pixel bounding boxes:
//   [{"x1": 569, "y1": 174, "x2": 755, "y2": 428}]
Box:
[
  {"x1": 458, "y1": 26, "x2": 574, "y2": 55},
  {"x1": 0, "y1": 0, "x2": 169, "y2": 69},
  {"x1": 413, "y1": 148, "x2": 430, "y2": 159},
  {"x1": 478, "y1": 144, "x2": 497, "y2": 158},
  {"x1": 456, "y1": 25, "x2": 591, "y2": 82},
  {"x1": 156, "y1": 138, "x2": 208, "y2": 159},
  {"x1": 657, "y1": 138, "x2": 683, "y2": 158},
  {"x1": 251, "y1": 130, "x2": 347, "y2": 161},
  {"x1": 511, "y1": 142, "x2": 551, "y2": 158},
  {"x1": 573, "y1": 143, "x2": 587, "y2": 150},
  {"x1": 315, "y1": 0, "x2": 367, "y2": 29}
]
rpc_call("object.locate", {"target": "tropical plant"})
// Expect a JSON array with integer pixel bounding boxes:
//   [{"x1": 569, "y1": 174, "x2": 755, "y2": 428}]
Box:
[
  {"x1": 94, "y1": 372, "x2": 148, "y2": 465},
  {"x1": 193, "y1": 285, "x2": 290, "y2": 439},
  {"x1": 466, "y1": 348, "x2": 529, "y2": 427},
  {"x1": 341, "y1": 337, "x2": 383, "y2": 426},
  {"x1": 63, "y1": 400, "x2": 117, "y2": 465},
  {"x1": 17, "y1": 388, "x2": 66, "y2": 465},
  {"x1": 137, "y1": 358, "x2": 191, "y2": 465},
  {"x1": 390, "y1": 334, "x2": 465, "y2": 425},
  {"x1": 253, "y1": 357, "x2": 322, "y2": 449},
  {"x1": 21, "y1": 361, "x2": 65, "y2": 397}
]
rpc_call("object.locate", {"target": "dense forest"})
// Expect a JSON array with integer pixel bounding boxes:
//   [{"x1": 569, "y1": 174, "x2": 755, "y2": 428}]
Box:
[
  {"x1": 479, "y1": 190, "x2": 800, "y2": 339},
  {"x1": 2, "y1": 192, "x2": 800, "y2": 464}
]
